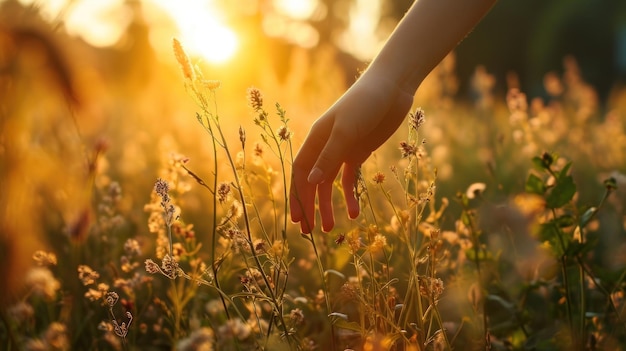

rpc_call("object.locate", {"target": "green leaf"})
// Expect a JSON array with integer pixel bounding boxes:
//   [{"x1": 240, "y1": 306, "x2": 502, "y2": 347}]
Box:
[
  {"x1": 531, "y1": 156, "x2": 548, "y2": 171},
  {"x1": 554, "y1": 214, "x2": 575, "y2": 228},
  {"x1": 329, "y1": 313, "x2": 361, "y2": 332},
  {"x1": 579, "y1": 207, "x2": 597, "y2": 228},
  {"x1": 525, "y1": 173, "x2": 546, "y2": 195},
  {"x1": 546, "y1": 175, "x2": 576, "y2": 208},
  {"x1": 557, "y1": 162, "x2": 573, "y2": 181}
]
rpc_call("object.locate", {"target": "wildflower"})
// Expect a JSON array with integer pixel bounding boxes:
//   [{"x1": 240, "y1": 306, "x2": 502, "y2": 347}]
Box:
[
  {"x1": 145, "y1": 259, "x2": 160, "y2": 274},
  {"x1": 228, "y1": 200, "x2": 244, "y2": 220},
  {"x1": 419, "y1": 276, "x2": 444, "y2": 303},
  {"x1": 340, "y1": 281, "x2": 358, "y2": 299},
  {"x1": 44, "y1": 322, "x2": 69, "y2": 350},
  {"x1": 253, "y1": 142, "x2": 263, "y2": 158},
  {"x1": 178, "y1": 327, "x2": 215, "y2": 351},
  {"x1": 172, "y1": 243, "x2": 186, "y2": 260},
  {"x1": 277, "y1": 125, "x2": 292, "y2": 141},
  {"x1": 218, "y1": 318, "x2": 251, "y2": 341},
  {"x1": 120, "y1": 256, "x2": 139, "y2": 273},
  {"x1": 206, "y1": 299, "x2": 225, "y2": 316},
  {"x1": 217, "y1": 182, "x2": 231, "y2": 203},
  {"x1": 105, "y1": 291, "x2": 119, "y2": 307},
  {"x1": 399, "y1": 141, "x2": 418, "y2": 158},
  {"x1": 173, "y1": 38, "x2": 194, "y2": 81},
  {"x1": 290, "y1": 308, "x2": 305, "y2": 325},
  {"x1": 253, "y1": 239, "x2": 266, "y2": 253},
  {"x1": 32, "y1": 250, "x2": 57, "y2": 266},
  {"x1": 123, "y1": 238, "x2": 141, "y2": 257},
  {"x1": 24, "y1": 338, "x2": 46, "y2": 351},
  {"x1": 247, "y1": 87, "x2": 263, "y2": 112},
  {"x1": 465, "y1": 182, "x2": 486, "y2": 199},
  {"x1": 160, "y1": 254, "x2": 180, "y2": 279},
  {"x1": 26, "y1": 267, "x2": 60, "y2": 300},
  {"x1": 409, "y1": 108, "x2": 425, "y2": 131},
  {"x1": 371, "y1": 171, "x2": 386, "y2": 184},
  {"x1": 199, "y1": 79, "x2": 221, "y2": 91},
  {"x1": 268, "y1": 240, "x2": 289, "y2": 258},
  {"x1": 369, "y1": 234, "x2": 387, "y2": 253},
  {"x1": 78, "y1": 265, "x2": 100, "y2": 285},
  {"x1": 7, "y1": 301, "x2": 34, "y2": 325},
  {"x1": 346, "y1": 228, "x2": 362, "y2": 254},
  {"x1": 112, "y1": 311, "x2": 133, "y2": 338},
  {"x1": 85, "y1": 283, "x2": 110, "y2": 302},
  {"x1": 239, "y1": 126, "x2": 246, "y2": 148}
]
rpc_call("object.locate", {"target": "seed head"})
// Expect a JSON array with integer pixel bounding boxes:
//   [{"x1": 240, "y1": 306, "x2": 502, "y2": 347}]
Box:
[
  {"x1": 409, "y1": 108, "x2": 425, "y2": 131},
  {"x1": 144, "y1": 259, "x2": 160, "y2": 274},
  {"x1": 247, "y1": 87, "x2": 263, "y2": 112},
  {"x1": 372, "y1": 171, "x2": 386, "y2": 184},
  {"x1": 399, "y1": 141, "x2": 418, "y2": 158},
  {"x1": 172, "y1": 38, "x2": 195, "y2": 81},
  {"x1": 277, "y1": 125, "x2": 292, "y2": 141}
]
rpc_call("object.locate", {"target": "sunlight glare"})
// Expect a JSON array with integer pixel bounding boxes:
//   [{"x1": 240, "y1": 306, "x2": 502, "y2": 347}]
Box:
[
  {"x1": 150, "y1": 0, "x2": 238, "y2": 64},
  {"x1": 336, "y1": 0, "x2": 382, "y2": 61},
  {"x1": 64, "y1": 0, "x2": 132, "y2": 47},
  {"x1": 273, "y1": 0, "x2": 318, "y2": 20}
]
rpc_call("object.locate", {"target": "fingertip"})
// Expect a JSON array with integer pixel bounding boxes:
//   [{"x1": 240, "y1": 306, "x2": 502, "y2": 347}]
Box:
[
  {"x1": 307, "y1": 167, "x2": 324, "y2": 184},
  {"x1": 348, "y1": 204, "x2": 360, "y2": 220}
]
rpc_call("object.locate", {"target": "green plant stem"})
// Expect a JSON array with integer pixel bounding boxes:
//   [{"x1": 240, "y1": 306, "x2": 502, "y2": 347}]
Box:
[
  {"x1": 209, "y1": 105, "x2": 292, "y2": 347},
  {"x1": 305, "y1": 232, "x2": 337, "y2": 349}
]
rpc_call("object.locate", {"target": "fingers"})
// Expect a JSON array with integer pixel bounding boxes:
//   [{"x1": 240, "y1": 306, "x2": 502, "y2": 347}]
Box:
[
  {"x1": 308, "y1": 125, "x2": 353, "y2": 185},
  {"x1": 289, "y1": 178, "x2": 315, "y2": 234},
  {"x1": 342, "y1": 163, "x2": 360, "y2": 219},
  {"x1": 317, "y1": 180, "x2": 335, "y2": 232},
  {"x1": 290, "y1": 163, "x2": 317, "y2": 233}
]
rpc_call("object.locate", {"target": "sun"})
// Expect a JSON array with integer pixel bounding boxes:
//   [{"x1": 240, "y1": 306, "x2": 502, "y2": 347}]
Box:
[{"x1": 151, "y1": 0, "x2": 239, "y2": 64}]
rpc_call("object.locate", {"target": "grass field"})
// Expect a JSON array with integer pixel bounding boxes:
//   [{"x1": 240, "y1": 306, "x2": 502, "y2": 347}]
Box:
[{"x1": 2, "y1": 4, "x2": 626, "y2": 350}]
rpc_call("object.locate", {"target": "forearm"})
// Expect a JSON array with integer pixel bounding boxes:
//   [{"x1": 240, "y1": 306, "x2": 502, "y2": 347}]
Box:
[{"x1": 366, "y1": 0, "x2": 497, "y2": 94}]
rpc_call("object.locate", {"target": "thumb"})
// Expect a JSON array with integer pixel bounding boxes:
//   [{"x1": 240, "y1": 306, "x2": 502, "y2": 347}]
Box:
[{"x1": 307, "y1": 129, "x2": 352, "y2": 184}]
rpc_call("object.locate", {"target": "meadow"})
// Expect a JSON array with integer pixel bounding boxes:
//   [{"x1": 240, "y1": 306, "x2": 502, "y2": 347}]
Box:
[{"x1": 2, "y1": 3, "x2": 626, "y2": 351}]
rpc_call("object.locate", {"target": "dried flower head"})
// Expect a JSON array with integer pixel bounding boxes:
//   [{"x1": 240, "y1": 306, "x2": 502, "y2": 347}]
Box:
[
  {"x1": 253, "y1": 143, "x2": 263, "y2": 158},
  {"x1": 43, "y1": 322, "x2": 69, "y2": 350},
  {"x1": 239, "y1": 126, "x2": 246, "y2": 148},
  {"x1": 217, "y1": 182, "x2": 231, "y2": 203},
  {"x1": 78, "y1": 265, "x2": 100, "y2": 286},
  {"x1": 105, "y1": 291, "x2": 119, "y2": 307},
  {"x1": 409, "y1": 108, "x2": 426, "y2": 131},
  {"x1": 290, "y1": 308, "x2": 305, "y2": 325},
  {"x1": 173, "y1": 38, "x2": 195, "y2": 81},
  {"x1": 277, "y1": 125, "x2": 292, "y2": 141},
  {"x1": 32, "y1": 250, "x2": 57, "y2": 266},
  {"x1": 346, "y1": 228, "x2": 362, "y2": 255},
  {"x1": 177, "y1": 327, "x2": 215, "y2": 351},
  {"x1": 372, "y1": 171, "x2": 386, "y2": 184},
  {"x1": 144, "y1": 259, "x2": 160, "y2": 274},
  {"x1": 419, "y1": 276, "x2": 444, "y2": 303},
  {"x1": 247, "y1": 87, "x2": 263, "y2": 112},
  {"x1": 369, "y1": 234, "x2": 387, "y2": 253},
  {"x1": 160, "y1": 254, "x2": 180, "y2": 279},
  {"x1": 199, "y1": 79, "x2": 221, "y2": 91},
  {"x1": 399, "y1": 141, "x2": 418, "y2": 158},
  {"x1": 26, "y1": 267, "x2": 60, "y2": 300},
  {"x1": 123, "y1": 238, "x2": 141, "y2": 257},
  {"x1": 7, "y1": 301, "x2": 34, "y2": 325}
]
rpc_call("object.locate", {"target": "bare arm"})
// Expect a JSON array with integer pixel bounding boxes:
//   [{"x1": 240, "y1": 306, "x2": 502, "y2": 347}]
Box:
[{"x1": 290, "y1": 0, "x2": 498, "y2": 233}]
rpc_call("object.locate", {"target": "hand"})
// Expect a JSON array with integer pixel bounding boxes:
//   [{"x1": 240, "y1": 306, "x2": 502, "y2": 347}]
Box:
[{"x1": 290, "y1": 72, "x2": 414, "y2": 233}]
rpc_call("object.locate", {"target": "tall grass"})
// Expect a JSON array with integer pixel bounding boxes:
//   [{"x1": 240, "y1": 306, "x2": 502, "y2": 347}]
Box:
[{"x1": 2, "y1": 27, "x2": 626, "y2": 351}]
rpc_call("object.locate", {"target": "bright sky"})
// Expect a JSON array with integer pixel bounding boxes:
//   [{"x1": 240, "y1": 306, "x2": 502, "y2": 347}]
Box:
[{"x1": 3, "y1": 0, "x2": 383, "y2": 63}]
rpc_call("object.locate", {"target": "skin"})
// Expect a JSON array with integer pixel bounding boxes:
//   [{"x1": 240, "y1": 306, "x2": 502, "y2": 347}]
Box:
[{"x1": 290, "y1": 0, "x2": 498, "y2": 234}]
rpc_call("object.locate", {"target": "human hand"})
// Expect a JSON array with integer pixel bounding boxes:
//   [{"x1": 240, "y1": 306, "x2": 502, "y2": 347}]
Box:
[{"x1": 289, "y1": 72, "x2": 414, "y2": 233}]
